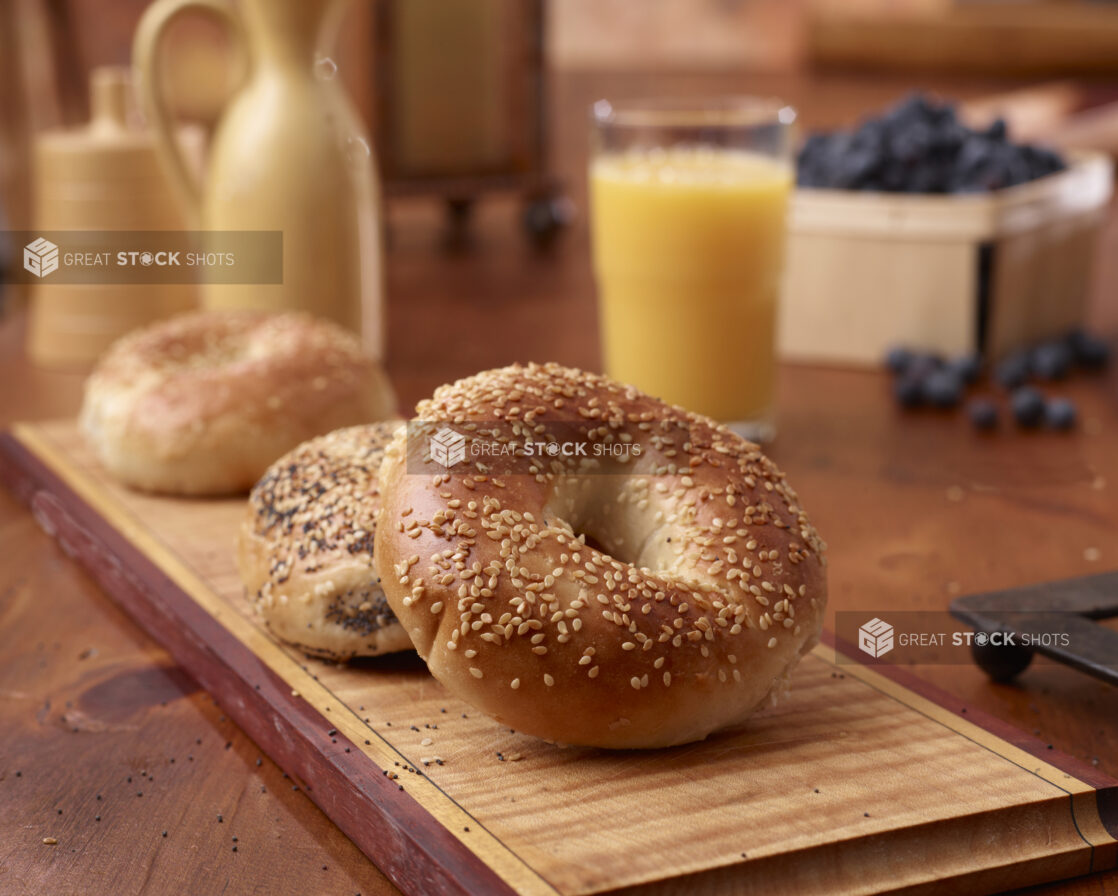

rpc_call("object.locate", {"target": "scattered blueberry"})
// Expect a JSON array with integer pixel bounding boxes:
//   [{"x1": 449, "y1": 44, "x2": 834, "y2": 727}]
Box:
[
  {"x1": 947, "y1": 354, "x2": 982, "y2": 385},
  {"x1": 967, "y1": 398, "x2": 999, "y2": 430},
  {"x1": 1011, "y1": 387, "x2": 1045, "y2": 428},
  {"x1": 994, "y1": 352, "x2": 1030, "y2": 390},
  {"x1": 884, "y1": 335, "x2": 1101, "y2": 432},
  {"x1": 1029, "y1": 342, "x2": 1072, "y2": 381},
  {"x1": 1044, "y1": 397, "x2": 1077, "y2": 430},
  {"x1": 1067, "y1": 328, "x2": 1111, "y2": 369},
  {"x1": 884, "y1": 345, "x2": 915, "y2": 375},
  {"x1": 893, "y1": 375, "x2": 924, "y2": 408},
  {"x1": 889, "y1": 351, "x2": 943, "y2": 382},
  {"x1": 922, "y1": 369, "x2": 964, "y2": 408}
]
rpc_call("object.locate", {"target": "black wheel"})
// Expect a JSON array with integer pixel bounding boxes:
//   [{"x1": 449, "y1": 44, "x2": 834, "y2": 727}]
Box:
[
  {"x1": 971, "y1": 634, "x2": 1033, "y2": 683},
  {"x1": 522, "y1": 195, "x2": 570, "y2": 246}
]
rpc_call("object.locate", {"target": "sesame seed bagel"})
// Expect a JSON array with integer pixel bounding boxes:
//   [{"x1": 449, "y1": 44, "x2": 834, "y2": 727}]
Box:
[
  {"x1": 81, "y1": 309, "x2": 396, "y2": 495},
  {"x1": 375, "y1": 362, "x2": 827, "y2": 749},
  {"x1": 238, "y1": 422, "x2": 413, "y2": 660}
]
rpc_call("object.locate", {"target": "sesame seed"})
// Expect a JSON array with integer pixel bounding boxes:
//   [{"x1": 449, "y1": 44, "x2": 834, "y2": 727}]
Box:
[{"x1": 393, "y1": 364, "x2": 824, "y2": 730}]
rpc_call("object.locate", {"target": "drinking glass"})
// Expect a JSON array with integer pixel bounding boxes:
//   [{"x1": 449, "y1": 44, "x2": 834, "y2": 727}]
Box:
[{"x1": 589, "y1": 97, "x2": 796, "y2": 442}]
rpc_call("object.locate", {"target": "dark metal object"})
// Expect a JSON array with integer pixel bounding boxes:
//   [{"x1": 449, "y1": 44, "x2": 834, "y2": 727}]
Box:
[{"x1": 951, "y1": 570, "x2": 1118, "y2": 686}]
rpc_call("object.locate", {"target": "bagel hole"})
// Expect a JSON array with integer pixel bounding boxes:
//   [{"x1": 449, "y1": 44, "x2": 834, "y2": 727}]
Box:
[
  {"x1": 551, "y1": 476, "x2": 659, "y2": 570},
  {"x1": 565, "y1": 510, "x2": 649, "y2": 569},
  {"x1": 577, "y1": 531, "x2": 611, "y2": 557},
  {"x1": 572, "y1": 524, "x2": 650, "y2": 569}
]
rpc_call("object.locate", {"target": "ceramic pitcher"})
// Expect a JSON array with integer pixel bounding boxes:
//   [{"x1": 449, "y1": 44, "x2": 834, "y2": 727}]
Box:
[
  {"x1": 29, "y1": 67, "x2": 199, "y2": 367},
  {"x1": 134, "y1": 0, "x2": 385, "y2": 359}
]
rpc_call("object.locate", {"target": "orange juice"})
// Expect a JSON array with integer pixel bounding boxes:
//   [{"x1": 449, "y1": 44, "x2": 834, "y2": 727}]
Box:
[{"x1": 590, "y1": 147, "x2": 792, "y2": 426}]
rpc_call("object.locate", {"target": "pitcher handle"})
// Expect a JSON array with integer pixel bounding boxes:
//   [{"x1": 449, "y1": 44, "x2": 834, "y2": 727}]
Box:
[{"x1": 133, "y1": 0, "x2": 242, "y2": 228}]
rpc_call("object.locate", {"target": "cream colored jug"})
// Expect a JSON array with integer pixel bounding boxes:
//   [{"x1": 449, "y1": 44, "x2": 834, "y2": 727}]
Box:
[
  {"x1": 134, "y1": 0, "x2": 384, "y2": 359},
  {"x1": 29, "y1": 67, "x2": 199, "y2": 367}
]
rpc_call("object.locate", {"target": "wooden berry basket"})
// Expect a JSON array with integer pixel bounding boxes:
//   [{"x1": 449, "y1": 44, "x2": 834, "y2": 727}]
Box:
[{"x1": 779, "y1": 150, "x2": 1113, "y2": 366}]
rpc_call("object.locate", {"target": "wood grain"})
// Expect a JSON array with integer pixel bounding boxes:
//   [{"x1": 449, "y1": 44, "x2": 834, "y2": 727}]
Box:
[
  {"x1": 0, "y1": 460, "x2": 400, "y2": 896},
  {"x1": 4, "y1": 66, "x2": 1118, "y2": 895},
  {"x1": 2, "y1": 420, "x2": 1115, "y2": 896},
  {"x1": 808, "y1": 4, "x2": 1118, "y2": 77}
]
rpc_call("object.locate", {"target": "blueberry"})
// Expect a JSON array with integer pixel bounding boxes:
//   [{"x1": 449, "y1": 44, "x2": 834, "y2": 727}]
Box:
[
  {"x1": 1011, "y1": 386, "x2": 1045, "y2": 428},
  {"x1": 906, "y1": 353, "x2": 944, "y2": 380},
  {"x1": 1067, "y1": 328, "x2": 1111, "y2": 369},
  {"x1": 1035, "y1": 146, "x2": 1066, "y2": 176},
  {"x1": 892, "y1": 120, "x2": 932, "y2": 163},
  {"x1": 880, "y1": 159, "x2": 908, "y2": 191},
  {"x1": 922, "y1": 369, "x2": 964, "y2": 408},
  {"x1": 956, "y1": 138, "x2": 993, "y2": 178},
  {"x1": 795, "y1": 94, "x2": 1066, "y2": 193},
  {"x1": 884, "y1": 346, "x2": 915, "y2": 375},
  {"x1": 967, "y1": 398, "x2": 999, "y2": 430},
  {"x1": 930, "y1": 101, "x2": 959, "y2": 128},
  {"x1": 947, "y1": 354, "x2": 982, "y2": 385},
  {"x1": 995, "y1": 352, "x2": 1030, "y2": 389},
  {"x1": 834, "y1": 149, "x2": 878, "y2": 188},
  {"x1": 1079, "y1": 338, "x2": 1110, "y2": 368},
  {"x1": 893, "y1": 375, "x2": 924, "y2": 408},
  {"x1": 1044, "y1": 397, "x2": 1077, "y2": 430},
  {"x1": 905, "y1": 166, "x2": 941, "y2": 194},
  {"x1": 984, "y1": 117, "x2": 1008, "y2": 142},
  {"x1": 798, "y1": 133, "x2": 829, "y2": 163},
  {"x1": 1003, "y1": 148, "x2": 1032, "y2": 187},
  {"x1": 1030, "y1": 342, "x2": 1071, "y2": 381},
  {"x1": 892, "y1": 92, "x2": 936, "y2": 126}
]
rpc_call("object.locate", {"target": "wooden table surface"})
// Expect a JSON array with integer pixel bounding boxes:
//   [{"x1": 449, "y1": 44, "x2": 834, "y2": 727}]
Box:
[{"x1": 3, "y1": 68, "x2": 1118, "y2": 896}]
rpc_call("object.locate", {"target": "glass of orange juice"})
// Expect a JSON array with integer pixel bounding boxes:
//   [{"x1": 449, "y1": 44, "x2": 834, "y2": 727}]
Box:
[{"x1": 589, "y1": 97, "x2": 796, "y2": 442}]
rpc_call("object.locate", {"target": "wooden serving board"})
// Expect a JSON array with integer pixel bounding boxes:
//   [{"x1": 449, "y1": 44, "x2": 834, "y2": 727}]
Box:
[{"x1": 2, "y1": 420, "x2": 1116, "y2": 896}]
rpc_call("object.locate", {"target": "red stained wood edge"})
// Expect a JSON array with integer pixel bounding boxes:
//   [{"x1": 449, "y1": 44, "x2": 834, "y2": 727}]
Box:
[
  {"x1": 0, "y1": 431, "x2": 527, "y2": 896},
  {"x1": 3, "y1": 425, "x2": 1115, "y2": 894},
  {"x1": 823, "y1": 629, "x2": 1118, "y2": 838}
]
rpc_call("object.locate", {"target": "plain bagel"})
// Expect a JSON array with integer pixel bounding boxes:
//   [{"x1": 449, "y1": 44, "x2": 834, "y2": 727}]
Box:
[
  {"x1": 375, "y1": 363, "x2": 827, "y2": 749},
  {"x1": 238, "y1": 422, "x2": 412, "y2": 660},
  {"x1": 81, "y1": 309, "x2": 396, "y2": 495}
]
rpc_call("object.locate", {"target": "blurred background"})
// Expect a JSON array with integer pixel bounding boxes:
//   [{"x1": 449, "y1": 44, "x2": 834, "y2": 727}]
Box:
[
  {"x1": 4, "y1": 0, "x2": 1118, "y2": 399},
  {"x1": 8, "y1": 0, "x2": 1118, "y2": 230}
]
